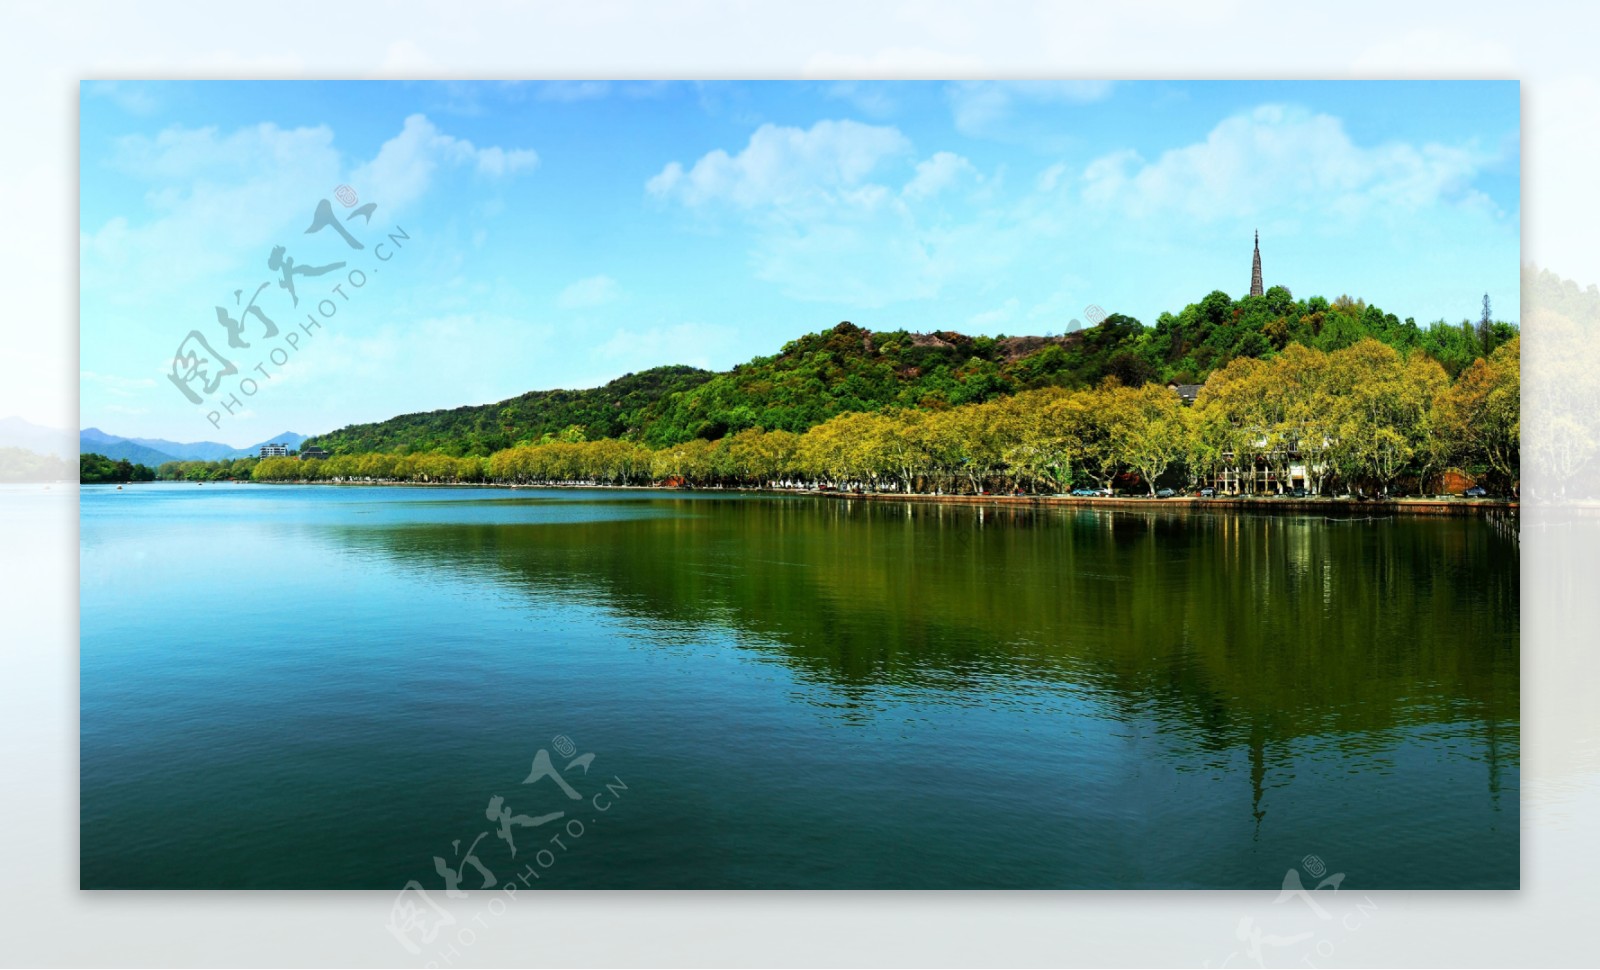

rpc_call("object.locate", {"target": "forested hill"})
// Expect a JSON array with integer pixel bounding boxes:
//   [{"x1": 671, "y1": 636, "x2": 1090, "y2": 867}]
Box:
[
  {"x1": 306, "y1": 324, "x2": 1129, "y2": 455},
  {"x1": 307, "y1": 365, "x2": 714, "y2": 455},
  {"x1": 306, "y1": 285, "x2": 1517, "y2": 457}
]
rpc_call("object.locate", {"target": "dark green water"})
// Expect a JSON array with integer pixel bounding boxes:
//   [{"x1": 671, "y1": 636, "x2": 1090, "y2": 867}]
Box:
[{"x1": 80, "y1": 485, "x2": 1518, "y2": 889}]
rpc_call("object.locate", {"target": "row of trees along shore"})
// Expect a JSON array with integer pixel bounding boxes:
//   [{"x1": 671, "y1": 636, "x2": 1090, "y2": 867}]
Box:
[
  {"x1": 80, "y1": 452, "x2": 156, "y2": 484},
  {"x1": 249, "y1": 337, "x2": 1519, "y2": 497}
]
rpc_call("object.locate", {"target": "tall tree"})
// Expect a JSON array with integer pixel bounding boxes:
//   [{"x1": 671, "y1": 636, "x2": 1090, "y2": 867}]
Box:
[
  {"x1": 1435, "y1": 337, "x2": 1520, "y2": 493},
  {"x1": 1105, "y1": 383, "x2": 1190, "y2": 496}
]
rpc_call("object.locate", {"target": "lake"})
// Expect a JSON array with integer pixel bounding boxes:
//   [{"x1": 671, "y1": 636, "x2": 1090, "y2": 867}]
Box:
[{"x1": 80, "y1": 484, "x2": 1519, "y2": 889}]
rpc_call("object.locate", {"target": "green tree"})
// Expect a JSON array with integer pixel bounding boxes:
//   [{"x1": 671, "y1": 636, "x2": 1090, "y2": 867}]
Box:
[{"x1": 1104, "y1": 383, "x2": 1190, "y2": 496}]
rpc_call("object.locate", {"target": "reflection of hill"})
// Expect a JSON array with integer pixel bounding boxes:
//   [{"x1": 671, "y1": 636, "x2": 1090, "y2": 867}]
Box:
[{"x1": 331, "y1": 496, "x2": 1518, "y2": 751}]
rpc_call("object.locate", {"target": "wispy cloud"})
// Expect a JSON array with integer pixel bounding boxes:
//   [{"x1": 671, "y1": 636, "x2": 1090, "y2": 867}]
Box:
[
  {"x1": 903, "y1": 151, "x2": 980, "y2": 199},
  {"x1": 81, "y1": 114, "x2": 538, "y2": 308},
  {"x1": 647, "y1": 119, "x2": 913, "y2": 212},
  {"x1": 557, "y1": 274, "x2": 620, "y2": 309},
  {"x1": 1080, "y1": 103, "x2": 1497, "y2": 224},
  {"x1": 534, "y1": 81, "x2": 612, "y2": 102},
  {"x1": 351, "y1": 114, "x2": 538, "y2": 212},
  {"x1": 82, "y1": 81, "x2": 161, "y2": 115},
  {"x1": 647, "y1": 119, "x2": 1020, "y2": 307},
  {"x1": 946, "y1": 80, "x2": 1114, "y2": 137}
]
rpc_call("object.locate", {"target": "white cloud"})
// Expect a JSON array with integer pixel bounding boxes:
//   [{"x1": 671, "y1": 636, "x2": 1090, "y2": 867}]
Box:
[
  {"x1": 947, "y1": 80, "x2": 1114, "y2": 136},
  {"x1": 1080, "y1": 103, "x2": 1494, "y2": 224},
  {"x1": 649, "y1": 121, "x2": 1031, "y2": 307},
  {"x1": 351, "y1": 114, "x2": 538, "y2": 212},
  {"x1": 557, "y1": 274, "x2": 620, "y2": 309},
  {"x1": 83, "y1": 124, "x2": 346, "y2": 304},
  {"x1": 110, "y1": 122, "x2": 338, "y2": 181},
  {"x1": 647, "y1": 119, "x2": 913, "y2": 212},
  {"x1": 903, "y1": 151, "x2": 979, "y2": 199},
  {"x1": 81, "y1": 114, "x2": 537, "y2": 309},
  {"x1": 534, "y1": 81, "x2": 612, "y2": 101},
  {"x1": 82, "y1": 81, "x2": 160, "y2": 115},
  {"x1": 78, "y1": 114, "x2": 544, "y2": 440},
  {"x1": 1035, "y1": 161, "x2": 1069, "y2": 193},
  {"x1": 820, "y1": 82, "x2": 899, "y2": 118},
  {"x1": 422, "y1": 82, "x2": 668, "y2": 119}
]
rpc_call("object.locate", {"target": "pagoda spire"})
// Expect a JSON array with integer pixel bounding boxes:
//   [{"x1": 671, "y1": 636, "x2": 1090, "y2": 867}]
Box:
[{"x1": 1249, "y1": 229, "x2": 1263, "y2": 297}]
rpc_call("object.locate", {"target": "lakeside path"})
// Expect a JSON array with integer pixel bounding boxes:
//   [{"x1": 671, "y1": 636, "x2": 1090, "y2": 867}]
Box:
[{"x1": 235, "y1": 479, "x2": 1519, "y2": 517}]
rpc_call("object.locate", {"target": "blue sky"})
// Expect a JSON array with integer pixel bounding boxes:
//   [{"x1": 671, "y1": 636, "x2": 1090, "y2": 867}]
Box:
[{"x1": 79, "y1": 80, "x2": 1520, "y2": 445}]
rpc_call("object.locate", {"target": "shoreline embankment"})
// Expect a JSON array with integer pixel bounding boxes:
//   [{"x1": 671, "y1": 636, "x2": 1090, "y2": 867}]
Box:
[{"x1": 228, "y1": 478, "x2": 1526, "y2": 517}]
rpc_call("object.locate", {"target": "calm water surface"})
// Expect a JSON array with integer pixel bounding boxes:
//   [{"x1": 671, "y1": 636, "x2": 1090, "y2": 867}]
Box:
[{"x1": 80, "y1": 484, "x2": 1518, "y2": 888}]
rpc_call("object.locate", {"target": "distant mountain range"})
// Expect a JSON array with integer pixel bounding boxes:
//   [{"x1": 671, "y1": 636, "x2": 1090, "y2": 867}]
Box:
[
  {"x1": 0, "y1": 416, "x2": 74, "y2": 459},
  {"x1": 77, "y1": 427, "x2": 310, "y2": 465},
  {"x1": 0, "y1": 416, "x2": 314, "y2": 468},
  {"x1": 78, "y1": 433, "x2": 180, "y2": 467},
  {"x1": 0, "y1": 417, "x2": 315, "y2": 480}
]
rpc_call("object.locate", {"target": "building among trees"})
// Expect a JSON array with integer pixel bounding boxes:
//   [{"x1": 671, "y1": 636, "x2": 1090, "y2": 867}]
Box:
[{"x1": 1167, "y1": 382, "x2": 1203, "y2": 405}]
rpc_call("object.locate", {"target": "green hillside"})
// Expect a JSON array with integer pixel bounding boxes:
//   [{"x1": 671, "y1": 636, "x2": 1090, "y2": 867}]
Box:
[
  {"x1": 305, "y1": 286, "x2": 1517, "y2": 458},
  {"x1": 307, "y1": 365, "x2": 714, "y2": 456},
  {"x1": 630, "y1": 322, "x2": 1131, "y2": 446}
]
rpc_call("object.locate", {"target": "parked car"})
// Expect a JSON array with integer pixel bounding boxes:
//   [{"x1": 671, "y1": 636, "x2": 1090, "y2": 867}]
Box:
[
  {"x1": 1290, "y1": 487, "x2": 1308, "y2": 498},
  {"x1": 1463, "y1": 485, "x2": 1488, "y2": 498},
  {"x1": 1155, "y1": 488, "x2": 1176, "y2": 499},
  {"x1": 1198, "y1": 487, "x2": 1215, "y2": 498},
  {"x1": 1070, "y1": 487, "x2": 1097, "y2": 497}
]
